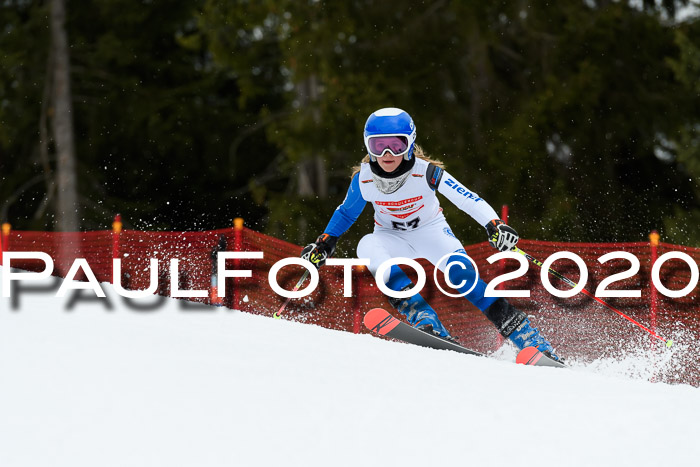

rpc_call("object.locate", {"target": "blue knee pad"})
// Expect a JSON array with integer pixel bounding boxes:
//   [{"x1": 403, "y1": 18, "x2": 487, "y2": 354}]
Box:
[
  {"x1": 385, "y1": 265, "x2": 413, "y2": 292},
  {"x1": 444, "y1": 253, "x2": 498, "y2": 311},
  {"x1": 383, "y1": 265, "x2": 450, "y2": 337}
]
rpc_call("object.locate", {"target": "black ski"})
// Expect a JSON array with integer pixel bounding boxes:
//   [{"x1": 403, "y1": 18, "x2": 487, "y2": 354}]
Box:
[{"x1": 364, "y1": 308, "x2": 566, "y2": 368}]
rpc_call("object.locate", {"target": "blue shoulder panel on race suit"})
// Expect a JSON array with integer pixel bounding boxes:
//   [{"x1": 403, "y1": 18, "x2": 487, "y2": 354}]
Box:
[{"x1": 324, "y1": 173, "x2": 367, "y2": 237}]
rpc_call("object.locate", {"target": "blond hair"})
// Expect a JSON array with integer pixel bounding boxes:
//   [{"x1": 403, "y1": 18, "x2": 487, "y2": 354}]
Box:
[{"x1": 350, "y1": 145, "x2": 445, "y2": 178}]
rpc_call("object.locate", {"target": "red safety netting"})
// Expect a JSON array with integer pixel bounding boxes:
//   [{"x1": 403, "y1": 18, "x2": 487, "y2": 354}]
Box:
[{"x1": 2, "y1": 226, "x2": 699, "y2": 385}]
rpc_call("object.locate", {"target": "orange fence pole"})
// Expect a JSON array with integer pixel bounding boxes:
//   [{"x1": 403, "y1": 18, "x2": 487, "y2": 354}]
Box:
[
  {"x1": 111, "y1": 214, "x2": 122, "y2": 283},
  {"x1": 353, "y1": 264, "x2": 365, "y2": 334},
  {"x1": 233, "y1": 218, "x2": 244, "y2": 310},
  {"x1": 1, "y1": 222, "x2": 11, "y2": 266},
  {"x1": 649, "y1": 230, "x2": 660, "y2": 343}
]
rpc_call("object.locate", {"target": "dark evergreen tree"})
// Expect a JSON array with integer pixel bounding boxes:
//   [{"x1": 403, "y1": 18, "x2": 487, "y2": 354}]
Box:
[{"x1": 1, "y1": 0, "x2": 699, "y2": 247}]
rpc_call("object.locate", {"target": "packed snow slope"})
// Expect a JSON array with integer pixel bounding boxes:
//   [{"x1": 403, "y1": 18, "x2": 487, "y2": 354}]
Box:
[{"x1": 1, "y1": 265, "x2": 699, "y2": 467}]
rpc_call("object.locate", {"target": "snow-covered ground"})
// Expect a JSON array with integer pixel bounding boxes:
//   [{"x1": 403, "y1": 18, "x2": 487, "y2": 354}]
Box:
[{"x1": 1, "y1": 264, "x2": 699, "y2": 467}]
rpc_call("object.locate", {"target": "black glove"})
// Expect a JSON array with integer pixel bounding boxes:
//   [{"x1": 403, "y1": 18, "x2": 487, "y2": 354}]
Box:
[
  {"x1": 300, "y1": 233, "x2": 338, "y2": 269},
  {"x1": 485, "y1": 219, "x2": 519, "y2": 252}
]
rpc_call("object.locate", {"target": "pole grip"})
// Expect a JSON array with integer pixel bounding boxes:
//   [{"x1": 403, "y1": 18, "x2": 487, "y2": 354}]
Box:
[{"x1": 495, "y1": 206, "x2": 509, "y2": 347}]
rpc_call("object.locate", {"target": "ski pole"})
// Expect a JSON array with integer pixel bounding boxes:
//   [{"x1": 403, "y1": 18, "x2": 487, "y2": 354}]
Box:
[
  {"x1": 273, "y1": 269, "x2": 310, "y2": 320},
  {"x1": 512, "y1": 246, "x2": 673, "y2": 347}
]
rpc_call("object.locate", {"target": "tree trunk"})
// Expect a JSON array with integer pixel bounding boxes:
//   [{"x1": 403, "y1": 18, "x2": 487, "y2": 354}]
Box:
[
  {"x1": 295, "y1": 74, "x2": 328, "y2": 198},
  {"x1": 50, "y1": 0, "x2": 80, "y2": 232}
]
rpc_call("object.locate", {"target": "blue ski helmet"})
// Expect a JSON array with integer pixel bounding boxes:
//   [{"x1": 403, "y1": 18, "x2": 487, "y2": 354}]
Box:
[{"x1": 363, "y1": 108, "x2": 416, "y2": 162}]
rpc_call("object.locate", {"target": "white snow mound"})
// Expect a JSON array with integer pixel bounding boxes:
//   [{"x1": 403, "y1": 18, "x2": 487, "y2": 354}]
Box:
[{"x1": 1, "y1": 265, "x2": 699, "y2": 467}]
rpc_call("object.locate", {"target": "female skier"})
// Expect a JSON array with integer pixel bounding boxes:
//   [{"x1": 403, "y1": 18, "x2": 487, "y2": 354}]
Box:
[{"x1": 301, "y1": 107, "x2": 559, "y2": 360}]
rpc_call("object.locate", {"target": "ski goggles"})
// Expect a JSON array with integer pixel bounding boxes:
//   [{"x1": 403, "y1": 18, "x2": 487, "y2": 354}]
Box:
[{"x1": 365, "y1": 135, "x2": 410, "y2": 158}]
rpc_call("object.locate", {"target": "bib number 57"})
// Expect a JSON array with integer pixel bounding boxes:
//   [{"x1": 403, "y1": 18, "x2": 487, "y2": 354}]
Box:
[{"x1": 392, "y1": 217, "x2": 420, "y2": 230}]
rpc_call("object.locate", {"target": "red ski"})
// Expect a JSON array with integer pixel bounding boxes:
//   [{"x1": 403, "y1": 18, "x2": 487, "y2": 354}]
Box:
[
  {"x1": 516, "y1": 346, "x2": 566, "y2": 368},
  {"x1": 363, "y1": 308, "x2": 483, "y2": 356}
]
